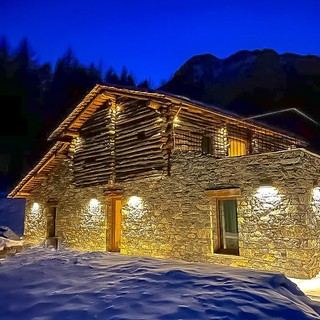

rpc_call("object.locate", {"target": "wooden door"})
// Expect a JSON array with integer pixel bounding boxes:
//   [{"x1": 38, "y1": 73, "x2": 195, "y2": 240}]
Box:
[{"x1": 111, "y1": 197, "x2": 122, "y2": 252}]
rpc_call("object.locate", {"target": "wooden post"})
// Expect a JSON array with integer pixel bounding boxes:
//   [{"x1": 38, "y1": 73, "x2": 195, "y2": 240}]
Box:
[{"x1": 109, "y1": 98, "x2": 117, "y2": 184}]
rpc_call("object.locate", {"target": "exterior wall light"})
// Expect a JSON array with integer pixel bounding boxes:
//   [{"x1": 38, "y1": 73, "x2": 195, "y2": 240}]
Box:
[
  {"x1": 89, "y1": 198, "x2": 100, "y2": 212},
  {"x1": 255, "y1": 179, "x2": 281, "y2": 208},
  {"x1": 312, "y1": 187, "x2": 320, "y2": 202},
  {"x1": 126, "y1": 196, "x2": 145, "y2": 219},
  {"x1": 31, "y1": 202, "x2": 40, "y2": 213},
  {"x1": 128, "y1": 196, "x2": 143, "y2": 210},
  {"x1": 81, "y1": 198, "x2": 103, "y2": 227},
  {"x1": 29, "y1": 202, "x2": 43, "y2": 226}
]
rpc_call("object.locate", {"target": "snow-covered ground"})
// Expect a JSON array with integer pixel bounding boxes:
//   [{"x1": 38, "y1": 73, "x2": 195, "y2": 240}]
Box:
[
  {"x1": 0, "y1": 247, "x2": 319, "y2": 320},
  {"x1": 0, "y1": 225, "x2": 24, "y2": 250},
  {"x1": 291, "y1": 274, "x2": 320, "y2": 303},
  {"x1": 0, "y1": 237, "x2": 23, "y2": 250}
]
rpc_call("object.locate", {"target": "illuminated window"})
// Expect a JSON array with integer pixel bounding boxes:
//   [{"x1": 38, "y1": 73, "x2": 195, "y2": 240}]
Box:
[
  {"x1": 228, "y1": 137, "x2": 247, "y2": 157},
  {"x1": 216, "y1": 199, "x2": 239, "y2": 255}
]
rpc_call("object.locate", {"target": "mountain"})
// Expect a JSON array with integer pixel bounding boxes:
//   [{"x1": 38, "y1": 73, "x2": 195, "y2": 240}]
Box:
[{"x1": 159, "y1": 49, "x2": 320, "y2": 151}]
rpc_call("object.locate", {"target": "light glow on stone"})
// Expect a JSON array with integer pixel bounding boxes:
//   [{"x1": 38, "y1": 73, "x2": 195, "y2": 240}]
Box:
[
  {"x1": 255, "y1": 186, "x2": 281, "y2": 209},
  {"x1": 312, "y1": 187, "x2": 320, "y2": 202},
  {"x1": 128, "y1": 196, "x2": 143, "y2": 209},
  {"x1": 31, "y1": 202, "x2": 40, "y2": 213},
  {"x1": 82, "y1": 198, "x2": 103, "y2": 226},
  {"x1": 89, "y1": 198, "x2": 100, "y2": 211}
]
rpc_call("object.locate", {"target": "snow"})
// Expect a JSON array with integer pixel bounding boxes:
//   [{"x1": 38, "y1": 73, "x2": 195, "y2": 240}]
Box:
[
  {"x1": 0, "y1": 225, "x2": 24, "y2": 250},
  {"x1": 0, "y1": 237, "x2": 23, "y2": 250},
  {"x1": 0, "y1": 247, "x2": 319, "y2": 320},
  {"x1": 291, "y1": 275, "x2": 320, "y2": 302}
]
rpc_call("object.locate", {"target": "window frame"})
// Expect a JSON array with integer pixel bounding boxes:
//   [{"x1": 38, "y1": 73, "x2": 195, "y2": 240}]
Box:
[
  {"x1": 205, "y1": 188, "x2": 241, "y2": 256},
  {"x1": 215, "y1": 197, "x2": 239, "y2": 256}
]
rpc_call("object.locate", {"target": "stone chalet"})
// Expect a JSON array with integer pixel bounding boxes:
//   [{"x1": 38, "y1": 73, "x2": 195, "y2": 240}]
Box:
[{"x1": 8, "y1": 84, "x2": 320, "y2": 279}]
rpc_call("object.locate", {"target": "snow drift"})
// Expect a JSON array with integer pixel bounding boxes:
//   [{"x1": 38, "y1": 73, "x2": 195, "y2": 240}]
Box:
[{"x1": 0, "y1": 247, "x2": 319, "y2": 320}]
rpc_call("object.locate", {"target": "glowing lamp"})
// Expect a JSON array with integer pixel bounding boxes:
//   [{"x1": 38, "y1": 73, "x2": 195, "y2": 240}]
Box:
[
  {"x1": 32, "y1": 202, "x2": 40, "y2": 211},
  {"x1": 128, "y1": 196, "x2": 142, "y2": 207},
  {"x1": 89, "y1": 198, "x2": 100, "y2": 210},
  {"x1": 313, "y1": 187, "x2": 320, "y2": 202},
  {"x1": 128, "y1": 196, "x2": 141, "y2": 207},
  {"x1": 31, "y1": 202, "x2": 40, "y2": 215},
  {"x1": 255, "y1": 178, "x2": 281, "y2": 208}
]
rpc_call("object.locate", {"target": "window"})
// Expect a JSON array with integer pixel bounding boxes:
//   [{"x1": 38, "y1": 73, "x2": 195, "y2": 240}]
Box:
[
  {"x1": 228, "y1": 137, "x2": 247, "y2": 157},
  {"x1": 201, "y1": 135, "x2": 213, "y2": 154},
  {"x1": 216, "y1": 199, "x2": 239, "y2": 255},
  {"x1": 205, "y1": 188, "x2": 241, "y2": 256}
]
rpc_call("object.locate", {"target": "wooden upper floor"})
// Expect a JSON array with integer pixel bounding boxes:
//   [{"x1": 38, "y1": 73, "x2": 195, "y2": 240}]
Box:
[{"x1": 8, "y1": 85, "x2": 306, "y2": 197}]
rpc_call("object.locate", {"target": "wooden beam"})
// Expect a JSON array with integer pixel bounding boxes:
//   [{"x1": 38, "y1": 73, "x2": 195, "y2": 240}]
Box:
[
  {"x1": 205, "y1": 188, "x2": 241, "y2": 198},
  {"x1": 13, "y1": 192, "x2": 30, "y2": 198},
  {"x1": 146, "y1": 100, "x2": 162, "y2": 109},
  {"x1": 36, "y1": 155, "x2": 56, "y2": 174},
  {"x1": 64, "y1": 130, "x2": 79, "y2": 137},
  {"x1": 34, "y1": 173, "x2": 48, "y2": 179},
  {"x1": 68, "y1": 95, "x2": 109, "y2": 130},
  {"x1": 102, "y1": 92, "x2": 148, "y2": 102}
]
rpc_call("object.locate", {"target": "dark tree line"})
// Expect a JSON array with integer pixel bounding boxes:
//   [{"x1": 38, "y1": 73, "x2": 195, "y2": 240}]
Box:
[{"x1": 0, "y1": 36, "x2": 152, "y2": 191}]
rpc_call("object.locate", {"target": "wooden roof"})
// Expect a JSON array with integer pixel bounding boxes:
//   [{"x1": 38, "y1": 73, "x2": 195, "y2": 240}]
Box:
[
  {"x1": 48, "y1": 84, "x2": 307, "y2": 143},
  {"x1": 48, "y1": 84, "x2": 171, "y2": 141},
  {"x1": 8, "y1": 84, "x2": 307, "y2": 199},
  {"x1": 7, "y1": 142, "x2": 69, "y2": 199}
]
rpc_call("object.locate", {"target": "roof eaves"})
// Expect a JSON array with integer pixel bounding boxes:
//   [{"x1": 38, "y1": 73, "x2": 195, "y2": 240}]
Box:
[
  {"x1": 48, "y1": 84, "x2": 103, "y2": 141},
  {"x1": 7, "y1": 142, "x2": 67, "y2": 199}
]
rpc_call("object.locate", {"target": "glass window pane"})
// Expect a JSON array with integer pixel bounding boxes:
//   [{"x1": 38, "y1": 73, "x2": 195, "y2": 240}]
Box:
[{"x1": 218, "y1": 199, "x2": 239, "y2": 253}]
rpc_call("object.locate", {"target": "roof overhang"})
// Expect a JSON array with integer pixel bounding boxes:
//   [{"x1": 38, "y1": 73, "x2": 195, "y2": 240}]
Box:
[{"x1": 7, "y1": 142, "x2": 69, "y2": 199}]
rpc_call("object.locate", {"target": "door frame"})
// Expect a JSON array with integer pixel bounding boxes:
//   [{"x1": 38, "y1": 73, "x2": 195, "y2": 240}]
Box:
[
  {"x1": 45, "y1": 200, "x2": 58, "y2": 249},
  {"x1": 109, "y1": 195, "x2": 122, "y2": 252}
]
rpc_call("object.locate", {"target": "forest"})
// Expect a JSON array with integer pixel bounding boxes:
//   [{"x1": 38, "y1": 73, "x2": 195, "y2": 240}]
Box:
[{"x1": 0, "y1": 36, "x2": 152, "y2": 191}]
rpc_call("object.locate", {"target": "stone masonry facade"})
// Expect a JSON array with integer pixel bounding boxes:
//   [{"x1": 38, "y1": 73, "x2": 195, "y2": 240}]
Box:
[{"x1": 24, "y1": 148, "x2": 320, "y2": 279}]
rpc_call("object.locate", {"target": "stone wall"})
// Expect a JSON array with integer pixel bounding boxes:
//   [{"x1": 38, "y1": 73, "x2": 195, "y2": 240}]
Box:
[
  {"x1": 24, "y1": 148, "x2": 320, "y2": 279},
  {"x1": 120, "y1": 148, "x2": 320, "y2": 279},
  {"x1": 24, "y1": 162, "x2": 108, "y2": 251}
]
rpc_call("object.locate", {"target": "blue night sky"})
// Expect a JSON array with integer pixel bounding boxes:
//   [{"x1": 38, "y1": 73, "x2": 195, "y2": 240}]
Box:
[{"x1": 1, "y1": 0, "x2": 320, "y2": 87}]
